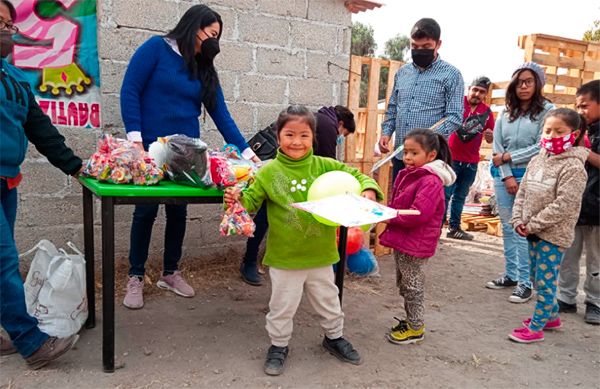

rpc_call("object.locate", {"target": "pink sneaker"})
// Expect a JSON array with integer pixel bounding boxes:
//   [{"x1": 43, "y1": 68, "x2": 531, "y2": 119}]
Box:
[
  {"x1": 508, "y1": 327, "x2": 544, "y2": 343},
  {"x1": 123, "y1": 276, "x2": 144, "y2": 309},
  {"x1": 157, "y1": 271, "x2": 195, "y2": 297},
  {"x1": 522, "y1": 317, "x2": 561, "y2": 330}
]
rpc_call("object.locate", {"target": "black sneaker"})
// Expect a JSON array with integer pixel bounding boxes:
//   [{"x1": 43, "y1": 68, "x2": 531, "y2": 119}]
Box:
[
  {"x1": 446, "y1": 228, "x2": 474, "y2": 241},
  {"x1": 263, "y1": 345, "x2": 288, "y2": 376},
  {"x1": 240, "y1": 261, "x2": 263, "y2": 286},
  {"x1": 322, "y1": 337, "x2": 362, "y2": 365},
  {"x1": 508, "y1": 284, "x2": 532, "y2": 303},
  {"x1": 485, "y1": 276, "x2": 518, "y2": 289},
  {"x1": 557, "y1": 299, "x2": 577, "y2": 313},
  {"x1": 584, "y1": 304, "x2": 600, "y2": 325}
]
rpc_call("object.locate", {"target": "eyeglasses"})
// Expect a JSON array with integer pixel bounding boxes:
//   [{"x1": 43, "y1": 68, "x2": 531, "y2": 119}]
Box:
[
  {"x1": 0, "y1": 19, "x2": 19, "y2": 34},
  {"x1": 517, "y1": 78, "x2": 535, "y2": 88}
]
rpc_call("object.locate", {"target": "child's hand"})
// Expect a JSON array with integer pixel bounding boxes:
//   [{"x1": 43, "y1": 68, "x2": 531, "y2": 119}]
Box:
[
  {"x1": 224, "y1": 187, "x2": 241, "y2": 206},
  {"x1": 361, "y1": 189, "x2": 377, "y2": 202},
  {"x1": 515, "y1": 224, "x2": 529, "y2": 237}
]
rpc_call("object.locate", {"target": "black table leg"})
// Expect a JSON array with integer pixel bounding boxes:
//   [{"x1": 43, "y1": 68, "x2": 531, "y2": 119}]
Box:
[
  {"x1": 101, "y1": 197, "x2": 115, "y2": 373},
  {"x1": 336, "y1": 226, "x2": 348, "y2": 305},
  {"x1": 83, "y1": 187, "x2": 96, "y2": 329}
]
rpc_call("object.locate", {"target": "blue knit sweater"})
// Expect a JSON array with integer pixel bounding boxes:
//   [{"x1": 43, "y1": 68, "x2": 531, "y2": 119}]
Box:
[{"x1": 120, "y1": 36, "x2": 249, "y2": 150}]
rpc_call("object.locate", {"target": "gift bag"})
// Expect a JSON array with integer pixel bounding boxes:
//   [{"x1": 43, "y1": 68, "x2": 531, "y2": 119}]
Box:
[{"x1": 22, "y1": 240, "x2": 88, "y2": 338}]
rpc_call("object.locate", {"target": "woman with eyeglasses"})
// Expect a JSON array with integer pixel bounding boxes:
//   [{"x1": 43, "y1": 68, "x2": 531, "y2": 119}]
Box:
[
  {"x1": 485, "y1": 62, "x2": 555, "y2": 304},
  {"x1": 120, "y1": 4, "x2": 259, "y2": 309},
  {"x1": 0, "y1": 0, "x2": 82, "y2": 367}
]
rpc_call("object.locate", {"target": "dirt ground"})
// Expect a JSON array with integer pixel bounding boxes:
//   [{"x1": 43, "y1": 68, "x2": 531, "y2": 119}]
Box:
[{"x1": 1, "y1": 232, "x2": 599, "y2": 389}]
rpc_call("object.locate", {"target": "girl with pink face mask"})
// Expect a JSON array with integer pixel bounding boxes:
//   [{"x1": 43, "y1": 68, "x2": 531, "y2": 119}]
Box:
[{"x1": 508, "y1": 108, "x2": 589, "y2": 344}]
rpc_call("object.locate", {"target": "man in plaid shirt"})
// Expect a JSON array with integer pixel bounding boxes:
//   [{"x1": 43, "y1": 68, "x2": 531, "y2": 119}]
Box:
[{"x1": 379, "y1": 18, "x2": 464, "y2": 181}]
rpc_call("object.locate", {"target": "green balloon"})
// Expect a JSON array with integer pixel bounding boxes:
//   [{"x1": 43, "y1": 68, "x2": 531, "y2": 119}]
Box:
[{"x1": 307, "y1": 171, "x2": 362, "y2": 226}]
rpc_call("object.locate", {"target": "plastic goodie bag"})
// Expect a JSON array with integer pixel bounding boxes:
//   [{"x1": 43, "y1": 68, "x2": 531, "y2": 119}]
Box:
[
  {"x1": 22, "y1": 240, "x2": 88, "y2": 338},
  {"x1": 149, "y1": 135, "x2": 212, "y2": 187}
]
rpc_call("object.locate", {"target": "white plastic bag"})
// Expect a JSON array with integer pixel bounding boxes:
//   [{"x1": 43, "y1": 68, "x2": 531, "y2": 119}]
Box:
[{"x1": 22, "y1": 240, "x2": 88, "y2": 338}]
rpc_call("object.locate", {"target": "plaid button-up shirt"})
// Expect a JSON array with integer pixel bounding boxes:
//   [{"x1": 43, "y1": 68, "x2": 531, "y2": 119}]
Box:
[{"x1": 382, "y1": 57, "x2": 464, "y2": 155}]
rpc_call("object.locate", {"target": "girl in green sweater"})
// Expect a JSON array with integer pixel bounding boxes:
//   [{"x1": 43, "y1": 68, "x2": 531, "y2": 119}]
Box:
[{"x1": 225, "y1": 105, "x2": 382, "y2": 376}]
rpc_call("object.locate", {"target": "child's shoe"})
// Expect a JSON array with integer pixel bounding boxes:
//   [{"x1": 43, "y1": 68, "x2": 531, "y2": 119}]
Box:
[
  {"x1": 263, "y1": 345, "x2": 288, "y2": 376},
  {"x1": 157, "y1": 271, "x2": 195, "y2": 297},
  {"x1": 387, "y1": 318, "x2": 424, "y2": 345},
  {"x1": 322, "y1": 336, "x2": 362, "y2": 365},
  {"x1": 522, "y1": 317, "x2": 561, "y2": 330},
  {"x1": 123, "y1": 276, "x2": 144, "y2": 309},
  {"x1": 508, "y1": 327, "x2": 544, "y2": 343},
  {"x1": 240, "y1": 261, "x2": 263, "y2": 286}
]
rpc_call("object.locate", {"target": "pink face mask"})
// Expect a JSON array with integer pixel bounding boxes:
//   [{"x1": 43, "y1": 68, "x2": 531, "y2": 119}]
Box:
[{"x1": 541, "y1": 133, "x2": 576, "y2": 155}]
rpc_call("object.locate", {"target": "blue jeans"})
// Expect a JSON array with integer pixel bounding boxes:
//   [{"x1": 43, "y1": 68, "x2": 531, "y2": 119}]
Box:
[
  {"x1": 0, "y1": 180, "x2": 48, "y2": 357},
  {"x1": 243, "y1": 203, "x2": 268, "y2": 264},
  {"x1": 493, "y1": 169, "x2": 531, "y2": 287},
  {"x1": 128, "y1": 204, "x2": 187, "y2": 276},
  {"x1": 444, "y1": 161, "x2": 478, "y2": 229}
]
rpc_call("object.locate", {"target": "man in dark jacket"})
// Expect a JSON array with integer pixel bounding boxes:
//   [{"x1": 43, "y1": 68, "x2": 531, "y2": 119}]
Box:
[
  {"x1": 240, "y1": 106, "x2": 356, "y2": 285},
  {"x1": 557, "y1": 80, "x2": 600, "y2": 324},
  {"x1": 0, "y1": 0, "x2": 82, "y2": 368}
]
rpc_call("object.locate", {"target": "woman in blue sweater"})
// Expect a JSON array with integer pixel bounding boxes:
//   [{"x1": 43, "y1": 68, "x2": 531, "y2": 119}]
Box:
[
  {"x1": 120, "y1": 4, "x2": 258, "y2": 309},
  {"x1": 485, "y1": 62, "x2": 554, "y2": 303}
]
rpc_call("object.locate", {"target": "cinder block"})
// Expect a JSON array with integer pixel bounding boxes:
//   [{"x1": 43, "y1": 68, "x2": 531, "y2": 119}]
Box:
[
  {"x1": 289, "y1": 78, "x2": 334, "y2": 106},
  {"x1": 204, "y1": 0, "x2": 256, "y2": 11},
  {"x1": 98, "y1": 27, "x2": 154, "y2": 62},
  {"x1": 339, "y1": 26, "x2": 352, "y2": 55},
  {"x1": 256, "y1": 104, "x2": 287, "y2": 128},
  {"x1": 239, "y1": 13, "x2": 289, "y2": 47},
  {"x1": 290, "y1": 20, "x2": 337, "y2": 52},
  {"x1": 17, "y1": 195, "x2": 83, "y2": 227},
  {"x1": 101, "y1": 93, "x2": 124, "y2": 130},
  {"x1": 19, "y1": 162, "x2": 69, "y2": 195},
  {"x1": 219, "y1": 71, "x2": 237, "y2": 101},
  {"x1": 306, "y1": 52, "x2": 349, "y2": 81},
  {"x1": 306, "y1": 0, "x2": 350, "y2": 25},
  {"x1": 177, "y1": 3, "x2": 237, "y2": 41},
  {"x1": 257, "y1": 47, "x2": 305, "y2": 77},
  {"x1": 59, "y1": 127, "x2": 99, "y2": 160},
  {"x1": 113, "y1": 0, "x2": 178, "y2": 33},
  {"x1": 257, "y1": 0, "x2": 307, "y2": 18},
  {"x1": 100, "y1": 60, "x2": 127, "y2": 94},
  {"x1": 215, "y1": 42, "x2": 254, "y2": 73},
  {"x1": 239, "y1": 75, "x2": 287, "y2": 105},
  {"x1": 227, "y1": 102, "x2": 255, "y2": 133},
  {"x1": 15, "y1": 225, "x2": 82, "y2": 257}
]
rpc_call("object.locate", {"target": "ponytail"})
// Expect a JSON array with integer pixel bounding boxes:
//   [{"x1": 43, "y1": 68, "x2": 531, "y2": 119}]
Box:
[
  {"x1": 404, "y1": 128, "x2": 452, "y2": 165},
  {"x1": 575, "y1": 113, "x2": 587, "y2": 146},
  {"x1": 435, "y1": 133, "x2": 452, "y2": 165}
]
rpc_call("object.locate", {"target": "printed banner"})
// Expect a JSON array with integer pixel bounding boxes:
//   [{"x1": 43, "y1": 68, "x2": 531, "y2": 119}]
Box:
[{"x1": 12, "y1": 0, "x2": 101, "y2": 129}]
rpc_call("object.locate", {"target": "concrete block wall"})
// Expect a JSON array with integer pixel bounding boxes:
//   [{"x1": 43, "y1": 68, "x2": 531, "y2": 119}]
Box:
[{"x1": 16, "y1": 0, "x2": 352, "y2": 264}]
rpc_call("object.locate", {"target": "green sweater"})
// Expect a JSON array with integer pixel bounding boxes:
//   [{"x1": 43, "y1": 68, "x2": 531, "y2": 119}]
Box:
[{"x1": 241, "y1": 149, "x2": 383, "y2": 270}]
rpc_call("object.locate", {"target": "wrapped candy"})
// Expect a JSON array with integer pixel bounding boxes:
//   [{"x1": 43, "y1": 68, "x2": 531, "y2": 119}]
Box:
[
  {"x1": 219, "y1": 201, "x2": 255, "y2": 237},
  {"x1": 149, "y1": 135, "x2": 212, "y2": 187},
  {"x1": 209, "y1": 144, "x2": 258, "y2": 189}
]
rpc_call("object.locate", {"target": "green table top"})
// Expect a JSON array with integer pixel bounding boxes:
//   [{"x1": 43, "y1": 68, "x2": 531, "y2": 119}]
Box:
[{"x1": 78, "y1": 176, "x2": 223, "y2": 197}]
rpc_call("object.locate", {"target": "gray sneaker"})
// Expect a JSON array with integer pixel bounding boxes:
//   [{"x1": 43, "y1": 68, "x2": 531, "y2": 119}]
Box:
[
  {"x1": 25, "y1": 335, "x2": 79, "y2": 370},
  {"x1": 585, "y1": 304, "x2": 600, "y2": 325},
  {"x1": 123, "y1": 276, "x2": 144, "y2": 309}
]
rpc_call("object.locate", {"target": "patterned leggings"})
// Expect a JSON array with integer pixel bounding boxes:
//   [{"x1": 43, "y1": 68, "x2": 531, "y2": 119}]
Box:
[
  {"x1": 528, "y1": 239, "x2": 565, "y2": 332},
  {"x1": 394, "y1": 251, "x2": 429, "y2": 329}
]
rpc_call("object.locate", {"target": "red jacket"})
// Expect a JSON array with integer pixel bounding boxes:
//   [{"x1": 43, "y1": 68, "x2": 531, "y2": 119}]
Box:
[{"x1": 379, "y1": 161, "x2": 455, "y2": 258}]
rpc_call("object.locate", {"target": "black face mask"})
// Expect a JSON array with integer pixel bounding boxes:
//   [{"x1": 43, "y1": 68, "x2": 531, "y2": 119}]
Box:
[
  {"x1": 0, "y1": 31, "x2": 14, "y2": 58},
  {"x1": 199, "y1": 37, "x2": 220, "y2": 60},
  {"x1": 411, "y1": 49, "x2": 435, "y2": 68}
]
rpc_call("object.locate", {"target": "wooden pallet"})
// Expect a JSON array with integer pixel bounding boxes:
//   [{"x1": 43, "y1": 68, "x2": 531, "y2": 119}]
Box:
[{"x1": 461, "y1": 215, "x2": 502, "y2": 237}]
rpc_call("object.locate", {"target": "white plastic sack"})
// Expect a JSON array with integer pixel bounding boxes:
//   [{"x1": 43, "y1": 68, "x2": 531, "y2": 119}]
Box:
[{"x1": 22, "y1": 240, "x2": 87, "y2": 338}]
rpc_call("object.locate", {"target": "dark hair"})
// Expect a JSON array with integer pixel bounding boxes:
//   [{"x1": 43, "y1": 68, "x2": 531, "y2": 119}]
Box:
[
  {"x1": 576, "y1": 79, "x2": 599, "y2": 103},
  {"x1": 505, "y1": 68, "x2": 549, "y2": 122},
  {"x1": 333, "y1": 105, "x2": 356, "y2": 133},
  {"x1": 543, "y1": 108, "x2": 587, "y2": 145},
  {"x1": 165, "y1": 4, "x2": 222, "y2": 112},
  {"x1": 1, "y1": 0, "x2": 16, "y2": 20},
  {"x1": 404, "y1": 128, "x2": 451, "y2": 165},
  {"x1": 275, "y1": 105, "x2": 316, "y2": 136},
  {"x1": 410, "y1": 18, "x2": 441, "y2": 42}
]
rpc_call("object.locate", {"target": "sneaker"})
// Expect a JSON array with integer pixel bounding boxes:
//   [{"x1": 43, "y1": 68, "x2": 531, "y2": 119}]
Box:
[
  {"x1": 508, "y1": 327, "x2": 544, "y2": 343},
  {"x1": 157, "y1": 271, "x2": 195, "y2": 298},
  {"x1": 508, "y1": 284, "x2": 532, "y2": 303},
  {"x1": 240, "y1": 261, "x2": 263, "y2": 286},
  {"x1": 387, "y1": 318, "x2": 425, "y2": 345},
  {"x1": 446, "y1": 228, "x2": 474, "y2": 241},
  {"x1": 522, "y1": 317, "x2": 562, "y2": 330},
  {"x1": 558, "y1": 299, "x2": 577, "y2": 313},
  {"x1": 485, "y1": 276, "x2": 518, "y2": 290},
  {"x1": 263, "y1": 345, "x2": 288, "y2": 376},
  {"x1": 322, "y1": 337, "x2": 362, "y2": 365},
  {"x1": 585, "y1": 304, "x2": 600, "y2": 325},
  {"x1": 25, "y1": 335, "x2": 79, "y2": 370},
  {"x1": 0, "y1": 335, "x2": 17, "y2": 356},
  {"x1": 123, "y1": 276, "x2": 144, "y2": 309}
]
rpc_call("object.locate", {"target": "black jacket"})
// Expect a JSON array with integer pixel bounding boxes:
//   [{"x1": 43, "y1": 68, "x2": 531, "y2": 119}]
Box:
[
  {"x1": 313, "y1": 107, "x2": 339, "y2": 159},
  {"x1": 578, "y1": 120, "x2": 599, "y2": 226}
]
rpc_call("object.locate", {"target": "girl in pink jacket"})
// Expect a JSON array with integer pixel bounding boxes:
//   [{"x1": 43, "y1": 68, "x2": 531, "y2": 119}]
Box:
[{"x1": 380, "y1": 128, "x2": 456, "y2": 345}]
